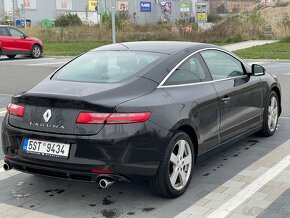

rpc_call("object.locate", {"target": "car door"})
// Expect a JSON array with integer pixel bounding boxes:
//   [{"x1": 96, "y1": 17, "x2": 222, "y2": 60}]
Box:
[
  {"x1": 7, "y1": 27, "x2": 31, "y2": 52},
  {"x1": 160, "y1": 53, "x2": 220, "y2": 153},
  {"x1": 0, "y1": 27, "x2": 13, "y2": 52},
  {"x1": 200, "y1": 49, "x2": 263, "y2": 143}
]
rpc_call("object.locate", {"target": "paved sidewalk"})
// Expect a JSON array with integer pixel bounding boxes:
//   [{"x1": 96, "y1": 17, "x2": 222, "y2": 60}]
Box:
[
  {"x1": 223, "y1": 40, "x2": 278, "y2": 52},
  {"x1": 175, "y1": 119, "x2": 290, "y2": 218}
]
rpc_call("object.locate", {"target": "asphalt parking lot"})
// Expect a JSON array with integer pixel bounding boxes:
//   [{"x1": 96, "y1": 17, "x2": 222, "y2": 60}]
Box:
[{"x1": 0, "y1": 56, "x2": 290, "y2": 218}]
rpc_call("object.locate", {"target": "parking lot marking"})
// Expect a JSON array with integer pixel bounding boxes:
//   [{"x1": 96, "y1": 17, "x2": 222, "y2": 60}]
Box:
[
  {"x1": 0, "y1": 58, "x2": 54, "y2": 63},
  {"x1": 0, "y1": 160, "x2": 4, "y2": 173},
  {"x1": 0, "y1": 108, "x2": 6, "y2": 117},
  {"x1": 0, "y1": 93, "x2": 13, "y2": 96},
  {"x1": 203, "y1": 140, "x2": 290, "y2": 218},
  {"x1": 0, "y1": 160, "x2": 20, "y2": 177},
  {"x1": 28, "y1": 61, "x2": 67, "y2": 66},
  {"x1": 280, "y1": 117, "x2": 290, "y2": 120}
]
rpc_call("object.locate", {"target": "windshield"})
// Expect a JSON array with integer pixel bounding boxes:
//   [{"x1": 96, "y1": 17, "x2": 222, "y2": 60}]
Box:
[{"x1": 53, "y1": 51, "x2": 164, "y2": 83}]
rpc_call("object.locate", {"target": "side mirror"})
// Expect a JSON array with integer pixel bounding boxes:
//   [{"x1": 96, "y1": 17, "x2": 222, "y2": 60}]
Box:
[
  {"x1": 22, "y1": 34, "x2": 27, "y2": 39},
  {"x1": 251, "y1": 64, "x2": 265, "y2": 76}
]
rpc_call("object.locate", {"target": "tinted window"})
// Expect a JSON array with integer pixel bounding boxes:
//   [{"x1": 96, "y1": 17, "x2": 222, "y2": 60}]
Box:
[
  {"x1": 164, "y1": 55, "x2": 206, "y2": 85},
  {"x1": 201, "y1": 50, "x2": 245, "y2": 80},
  {"x1": 54, "y1": 51, "x2": 163, "y2": 83},
  {"x1": 0, "y1": 28, "x2": 10, "y2": 36},
  {"x1": 8, "y1": 28, "x2": 24, "y2": 37}
]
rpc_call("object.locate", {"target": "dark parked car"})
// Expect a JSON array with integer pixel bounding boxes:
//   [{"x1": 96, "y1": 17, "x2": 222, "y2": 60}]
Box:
[
  {"x1": 0, "y1": 25, "x2": 43, "y2": 59},
  {"x1": 1, "y1": 42, "x2": 281, "y2": 198}
]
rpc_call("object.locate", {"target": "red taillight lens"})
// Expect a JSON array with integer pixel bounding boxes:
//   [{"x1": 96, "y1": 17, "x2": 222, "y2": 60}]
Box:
[
  {"x1": 7, "y1": 103, "x2": 25, "y2": 117},
  {"x1": 76, "y1": 113, "x2": 110, "y2": 124},
  {"x1": 107, "y1": 112, "x2": 151, "y2": 124},
  {"x1": 76, "y1": 112, "x2": 151, "y2": 124}
]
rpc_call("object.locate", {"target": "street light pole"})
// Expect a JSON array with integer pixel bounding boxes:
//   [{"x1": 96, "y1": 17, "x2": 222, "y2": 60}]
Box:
[
  {"x1": 12, "y1": 0, "x2": 15, "y2": 26},
  {"x1": 111, "y1": 0, "x2": 116, "y2": 43}
]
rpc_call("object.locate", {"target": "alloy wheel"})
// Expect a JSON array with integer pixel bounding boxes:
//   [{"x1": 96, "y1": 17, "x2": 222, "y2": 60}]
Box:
[
  {"x1": 33, "y1": 46, "x2": 41, "y2": 58},
  {"x1": 169, "y1": 139, "x2": 192, "y2": 191},
  {"x1": 268, "y1": 96, "x2": 278, "y2": 132}
]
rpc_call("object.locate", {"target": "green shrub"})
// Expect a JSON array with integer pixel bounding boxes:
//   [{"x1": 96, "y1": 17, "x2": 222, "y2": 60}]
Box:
[{"x1": 55, "y1": 13, "x2": 82, "y2": 27}]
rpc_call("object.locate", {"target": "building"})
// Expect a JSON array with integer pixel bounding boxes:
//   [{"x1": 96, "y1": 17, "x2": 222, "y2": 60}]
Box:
[{"x1": 0, "y1": 0, "x2": 197, "y2": 26}]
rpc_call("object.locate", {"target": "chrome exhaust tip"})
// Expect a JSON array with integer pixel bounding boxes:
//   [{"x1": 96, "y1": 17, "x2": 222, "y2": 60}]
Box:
[
  {"x1": 99, "y1": 178, "x2": 114, "y2": 189},
  {"x1": 3, "y1": 162, "x2": 11, "y2": 171}
]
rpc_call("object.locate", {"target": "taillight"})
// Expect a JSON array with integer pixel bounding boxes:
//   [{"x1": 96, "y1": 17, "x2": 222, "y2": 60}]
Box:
[
  {"x1": 106, "y1": 112, "x2": 151, "y2": 124},
  {"x1": 76, "y1": 113, "x2": 110, "y2": 124},
  {"x1": 7, "y1": 103, "x2": 25, "y2": 117},
  {"x1": 76, "y1": 112, "x2": 151, "y2": 124}
]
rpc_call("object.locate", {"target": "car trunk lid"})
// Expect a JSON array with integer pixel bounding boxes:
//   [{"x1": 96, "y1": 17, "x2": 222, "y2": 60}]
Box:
[{"x1": 8, "y1": 78, "x2": 157, "y2": 135}]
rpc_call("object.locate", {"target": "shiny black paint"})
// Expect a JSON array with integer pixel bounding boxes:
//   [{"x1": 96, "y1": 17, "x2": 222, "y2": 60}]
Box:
[{"x1": 1, "y1": 41, "x2": 281, "y2": 182}]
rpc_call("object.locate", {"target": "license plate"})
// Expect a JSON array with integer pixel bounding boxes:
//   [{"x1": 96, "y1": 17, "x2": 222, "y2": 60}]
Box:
[{"x1": 22, "y1": 138, "x2": 70, "y2": 159}]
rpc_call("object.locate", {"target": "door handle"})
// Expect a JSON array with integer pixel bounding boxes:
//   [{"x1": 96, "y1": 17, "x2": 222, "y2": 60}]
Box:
[{"x1": 221, "y1": 96, "x2": 231, "y2": 103}]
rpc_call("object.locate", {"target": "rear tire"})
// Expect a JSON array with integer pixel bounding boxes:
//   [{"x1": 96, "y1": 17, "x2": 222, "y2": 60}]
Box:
[
  {"x1": 6, "y1": 55, "x2": 16, "y2": 59},
  {"x1": 31, "y1": 45, "x2": 41, "y2": 59},
  {"x1": 149, "y1": 131, "x2": 194, "y2": 198},
  {"x1": 259, "y1": 91, "x2": 279, "y2": 137}
]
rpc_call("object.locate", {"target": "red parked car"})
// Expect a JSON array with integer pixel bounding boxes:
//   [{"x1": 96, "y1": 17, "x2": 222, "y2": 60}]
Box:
[{"x1": 0, "y1": 25, "x2": 44, "y2": 59}]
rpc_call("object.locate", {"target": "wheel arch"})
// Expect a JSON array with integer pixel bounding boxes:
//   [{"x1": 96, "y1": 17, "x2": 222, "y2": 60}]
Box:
[
  {"x1": 176, "y1": 124, "x2": 199, "y2": 162},
  {"x1": 271, "y1": 86, "x2": 282, "y2": 116},
  {"x1": 32, "y1": 43, "x2": 42, "y2": 53}
]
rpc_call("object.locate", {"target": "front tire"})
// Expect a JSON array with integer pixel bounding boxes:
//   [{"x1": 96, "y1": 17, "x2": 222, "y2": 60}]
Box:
[
  {"x1": 259, "y1": 91, "x2": 279, "y2": 136},
  {"x1": 31, "y1": 45, "x2": 41, "y2": 59},
  {"x1": 150, "y1": 131, "x2": 194, "y2": 198},
  {"x1": 6, "y1": 55, "x2": 16, "y2": 59}
]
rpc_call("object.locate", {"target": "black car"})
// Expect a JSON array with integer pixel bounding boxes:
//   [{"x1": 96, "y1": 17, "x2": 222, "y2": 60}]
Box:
[{"x1": 1, "y1": 41, "x2": 281, "y2": 198}]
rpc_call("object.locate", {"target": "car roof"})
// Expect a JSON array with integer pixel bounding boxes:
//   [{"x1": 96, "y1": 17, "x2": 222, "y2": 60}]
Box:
[{"x1": 92, "y1": 41, "x2": 219, "y2": 55}]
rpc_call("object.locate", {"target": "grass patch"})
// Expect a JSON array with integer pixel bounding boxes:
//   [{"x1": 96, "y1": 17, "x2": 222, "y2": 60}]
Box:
[
  {"x1": 44, "y1": 41, "x2": 110, "y2": 56},
  {"x1": 234, "y1": 41, "x2": 290, "y2": 59},
  {"x1": 43, "y1": 41, "x2": 228, "y2": 56}
]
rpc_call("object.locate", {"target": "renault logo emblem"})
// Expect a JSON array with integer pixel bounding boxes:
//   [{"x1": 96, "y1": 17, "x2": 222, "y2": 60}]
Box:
[{"x1": 43, "y1": 109, "x2": 52, "y2": 122}]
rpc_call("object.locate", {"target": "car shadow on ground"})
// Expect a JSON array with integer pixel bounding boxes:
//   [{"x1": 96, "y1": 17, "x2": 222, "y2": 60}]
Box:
[{"x1": 0, "y1": 118, "x2": 289, "y2": 218}]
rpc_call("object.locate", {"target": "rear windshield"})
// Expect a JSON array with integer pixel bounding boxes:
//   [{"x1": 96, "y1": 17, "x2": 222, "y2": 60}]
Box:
[{"x1": 53, "y1": 51, "x2": 164, "y2": 83}]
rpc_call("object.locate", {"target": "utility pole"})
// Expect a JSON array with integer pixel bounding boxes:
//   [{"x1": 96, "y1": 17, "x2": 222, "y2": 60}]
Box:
[
  {"x1": 111, "y1": 0, "x2": 116, "y2": 43},
  {"x1": 12, "y1": 0, "x2": 15, "y2": 26},
  {"x1": 224, "y1": 0, "x2": 228, "y2": 13}
]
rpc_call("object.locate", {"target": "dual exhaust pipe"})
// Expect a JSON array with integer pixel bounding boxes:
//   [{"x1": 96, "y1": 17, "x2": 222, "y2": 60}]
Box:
[{"x1": 3, "y1": 162, "x2": 115, "y2": 189}]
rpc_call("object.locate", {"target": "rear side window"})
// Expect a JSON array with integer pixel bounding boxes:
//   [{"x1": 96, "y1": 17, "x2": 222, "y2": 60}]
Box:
[
  {"x1": 164, "y1": 54, "x2": 206, "y2": 86},
  {"x1": 8, "y1": 28, "x2": 24, "y2": 37},
  {"x1": 0, "y1": 28, "x2": 10, "y2": 36},
  {"x1": 200, "y1": 50, "x2": 245, "y2": 80},
  {"x1": 53, "y1": 51, "x2": 163, "y2": 83}
]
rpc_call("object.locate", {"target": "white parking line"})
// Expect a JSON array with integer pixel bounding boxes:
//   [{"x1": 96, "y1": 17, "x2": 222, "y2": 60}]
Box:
[
  {"x1": 0, "y1": 160, "x2": 4, "y2": 173},
  {"x1": 204, "y1": 141, "x2": 290, "y2": 218},
  {"x1": 28, "y1": 61, "x2": 67, "y2": 66},
  {"x1": 0, "y1": 108, "x2": 6, "y2": 117},
  {"x1": 280, "y1": 116, "x2": 290, "y2": 120},
  {"x1": 0, "y1": 58, "x2": 54, "y2": 63},
  {"x1": 0, "y1": 160, "x2": 21, "y2": 179},
  {"x1": 0, "y1": 93, "x2": 12, "y2": 96},
  {"x1": 176, "y1": 139, "x2": 290, "y2": 218}
]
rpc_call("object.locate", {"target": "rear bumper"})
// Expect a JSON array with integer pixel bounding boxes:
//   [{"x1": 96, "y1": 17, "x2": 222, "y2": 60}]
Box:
[
  {"x1": 1, "y1": 115, "x2": 171, "y2": 182},
  {"x1": 4, "y1": 157, "x2": 130, "y2": 183}
]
